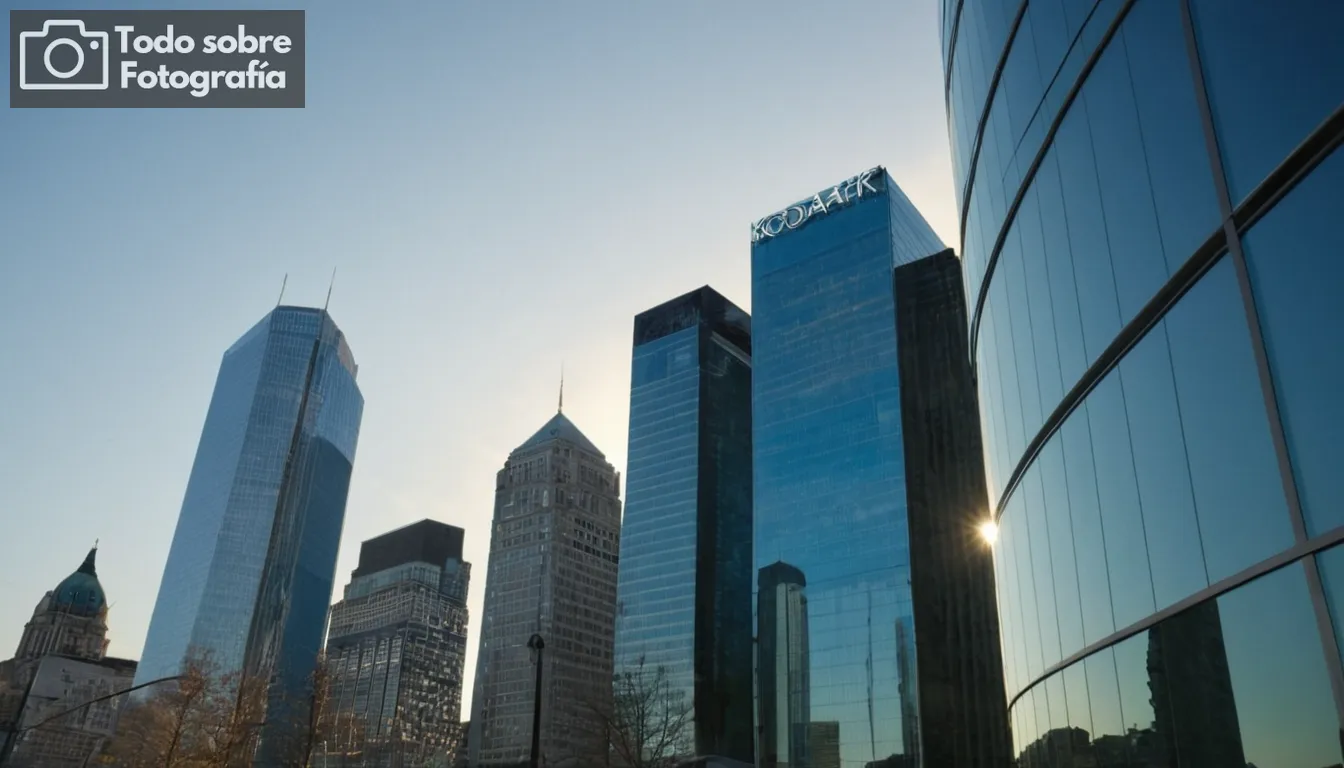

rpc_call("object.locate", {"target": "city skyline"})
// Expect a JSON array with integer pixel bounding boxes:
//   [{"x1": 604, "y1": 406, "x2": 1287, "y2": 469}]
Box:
[{"x1": 0, "y1": 0, "x2": 955, "y2": 719}]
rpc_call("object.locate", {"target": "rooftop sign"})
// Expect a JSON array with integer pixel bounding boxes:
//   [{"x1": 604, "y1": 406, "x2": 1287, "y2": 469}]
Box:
[{"x1": 751, "y1": 167, "x2": 885, "y2": 244}]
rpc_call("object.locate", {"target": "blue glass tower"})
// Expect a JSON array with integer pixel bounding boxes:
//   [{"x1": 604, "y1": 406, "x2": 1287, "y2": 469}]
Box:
[
  {"x1": 614, "y1": 286, "x2": 753, "y2": 763},
  {"x1": 135, "y1": 306, "x2": 363, "y2": 732},
  {"x1": 944, "y1": 0, "x2": 1344, "y2": 764},
  {"x1": 752, "y1": 168, "x2": 1008, "y2": 768}
]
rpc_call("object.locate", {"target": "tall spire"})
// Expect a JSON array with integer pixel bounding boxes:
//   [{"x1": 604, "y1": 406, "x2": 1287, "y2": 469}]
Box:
[
  {"x1": 78, "y1": 543, "x2": 98, "y2": 576},
  {"x1": 558, "y1": 363, "x2": 565, "y2": 414}
]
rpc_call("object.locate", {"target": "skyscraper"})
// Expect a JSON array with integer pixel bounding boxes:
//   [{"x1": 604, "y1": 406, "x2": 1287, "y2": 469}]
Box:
[
  {"x1": 944, "y1": 0, "x2": 1344, "y2": 763},
  {"x1": 135, "y1": 306, "x2": 363, "y2": 753},
  {"x1": 324, "y1": 520, "x2": 471, "y2": 767},
  {"x1": 756, "y1": 562, "x2": 810, "y2": 768},
  {"x1": 614, "y1": 286, "x2": 753, "y2": 764},
  {"x1": 468, "y1": 401, "x2": 622, "y2": 767},
  {"x1": 751, "y1": 168, "x2": 1010, "y2": 767}
]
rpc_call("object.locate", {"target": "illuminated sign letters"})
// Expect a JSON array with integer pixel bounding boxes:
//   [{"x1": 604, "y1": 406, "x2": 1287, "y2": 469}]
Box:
[{"x1": 751, "y1": 167, "x2": 885, "y2": 243}]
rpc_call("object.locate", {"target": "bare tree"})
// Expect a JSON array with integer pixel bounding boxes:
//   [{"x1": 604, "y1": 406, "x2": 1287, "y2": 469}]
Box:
[{"x1": 574, "y1": 657, "x2": 692, "y2": 768}]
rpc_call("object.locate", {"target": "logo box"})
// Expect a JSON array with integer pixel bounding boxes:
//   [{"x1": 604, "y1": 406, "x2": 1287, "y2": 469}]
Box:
[{"x1": 10, "y1": 10, "x2": 305, "y2": 108}]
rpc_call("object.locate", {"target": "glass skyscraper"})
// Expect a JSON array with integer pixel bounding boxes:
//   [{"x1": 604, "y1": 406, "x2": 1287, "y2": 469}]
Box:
[
  {"x1": 752, "y1": 168, "x2": 1010, "y2": 768},
  {"x1": 135, "y1": 306, "x2": 363, "y2": 748},
  {"x1": 614, "y1": 286, "x2": 753, "y2": 764},
  {"x1": 324, "y1": 520, "x2": 471, "y2": 767},
  {"x1": 943, "y1": 0, "x2": 1344, "y2": 764}
]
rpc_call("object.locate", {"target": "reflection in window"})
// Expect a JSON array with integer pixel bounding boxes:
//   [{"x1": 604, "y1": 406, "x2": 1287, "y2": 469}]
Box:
[
  {"x1": 1242, "y1": 145, "x2": 1344, "y2": 536},
  {"x1": 1214, "y1": 564, "x2": 1343, "y2": 767},
  {"x1": 1314, "y1": 545, "x2": 1344, "y2": 673},
  {"x1": 1164, "y1": 258, "x2": 1292, "y2": 583},
  {"x1": 1189, "y1": 0, "x2": 1344, "y2": 203}
]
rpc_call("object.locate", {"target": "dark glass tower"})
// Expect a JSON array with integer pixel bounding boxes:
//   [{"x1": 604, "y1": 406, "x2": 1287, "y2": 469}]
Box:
[
  {"x1": 751, "y1": 168, "x2": 1010, "y2": 768},
  {"x1": 944, "y1": 0, "x2": 1344, "y2": 764},
  {"x1": 614, "y1": 286, "x2": 753, "y2": 764},
  {"x1": 324, "y1": 520, "x2": 471, "y2": 767},
  {"x1": 135, "y1": 306, "x2": 363, "y2": 753}
]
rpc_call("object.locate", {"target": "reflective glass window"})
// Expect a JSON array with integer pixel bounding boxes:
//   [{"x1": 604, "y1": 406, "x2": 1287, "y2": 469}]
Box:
[
  {"x1": 1214, "y1": 564, "x2": 1344, "y2": 767},
  {"x1": 1003, "y1": 231, "x2": 1044, "y2": 441},
  {"x1": 1315, "y1": 545, "x2": 1344, "y2": 668},
  {"x1": 990, "y1": 275, "x2": 1027, "y2": 465},
  {"x1": 1088, "y1": 374, "x2": 1156, "y2": 630},
  {"x1": 1017, "y1": 186, "x2": 1065, "y2": 414},
  {"x1": 1121, "y1": 0, "x2": 1221, "y2": 272},
  {"x1": 1085, "y1": 30, "x2": 1169, "y2": 320},
  {"x1": 1118, "y1": 326, "x2": 1208, "y2": 609},
  {"x1": 1039, "y1": 440, "x2": 1083, "y2": 658},
  {"x1": 1034, "y1": 153, "x2": 1088, "y2": 390},
  {"x1": 1083, "y1": 647, "x2": 1126, "y2": 750},
  {"x1": 1054, "y1": 101, "x2": 1122, "y2": 365},
  {"x1": 1189, "y1": 0, "x2": 1344, "y2": 203},
  {"x1": 1060, "y1": 413, "x2": 1115, "y2": 646},
  {"x1": 1241, "y1": 146, "x2": 1344, "y2": 536},
  {"x1": 1061, "y1": 662, "x2": 1091, "y2": 743},
  {"x1": 1164, "y1": 258, "x2": 1293, "y2": 582},
  {"x1": 1007, "y1": 493, "x2": 1045, "y2": 683},
  {"x1": 1114, "y1": 632, "x2": 1171, "y2": 765},
  {"x1": 1023, "y1": 471, "x2": 1062, "y2": 671}
]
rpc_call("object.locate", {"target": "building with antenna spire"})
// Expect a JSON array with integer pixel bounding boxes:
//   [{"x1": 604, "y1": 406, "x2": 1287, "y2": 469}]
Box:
[
  {"x1": 468, "y1": 398, "x2": 622, "y2": 767},
  {"x1": 0, "y1": 546, "x2": 138, "y2": 767},
  {"x1": 134, "y1": 305, "x2": 364, "y2": 766}
]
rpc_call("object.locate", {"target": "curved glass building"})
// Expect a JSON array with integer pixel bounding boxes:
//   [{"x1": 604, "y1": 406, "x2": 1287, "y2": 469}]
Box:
[{"x1": 942, "y1": 0, "x2": 1344, "y2": 764}]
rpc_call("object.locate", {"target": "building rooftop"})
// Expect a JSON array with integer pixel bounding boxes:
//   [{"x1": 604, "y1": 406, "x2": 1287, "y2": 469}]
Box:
[{"x1": 514, "y1": 411, "x2": 604, "y2": 458}]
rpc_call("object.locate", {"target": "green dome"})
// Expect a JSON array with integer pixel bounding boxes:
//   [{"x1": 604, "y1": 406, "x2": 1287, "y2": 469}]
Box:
[{"x1": 52, "y1": 547, "x2": 106, "y2": 617}]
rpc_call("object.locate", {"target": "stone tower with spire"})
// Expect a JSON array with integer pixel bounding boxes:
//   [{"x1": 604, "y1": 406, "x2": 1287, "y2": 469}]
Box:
[
  {"x1": 0, "y1": 546, "x2": 138, "y2": 767},
  {"x1": 468, "y1": 392, "x2": 623, "y2": 766}
]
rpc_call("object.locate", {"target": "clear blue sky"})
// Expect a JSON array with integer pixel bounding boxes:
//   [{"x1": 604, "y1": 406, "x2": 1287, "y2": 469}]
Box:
[{"x1": 0, "y1": 0, "x2": 957, "y2": 714}]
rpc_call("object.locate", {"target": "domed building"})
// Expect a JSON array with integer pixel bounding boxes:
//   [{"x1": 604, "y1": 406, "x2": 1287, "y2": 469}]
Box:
[
  {"x1": 0, "y1": 547, "x2": 138, "y2": 768},
  {"x1": 11, "y1": 547, "x2": 110, "y2": 664}
]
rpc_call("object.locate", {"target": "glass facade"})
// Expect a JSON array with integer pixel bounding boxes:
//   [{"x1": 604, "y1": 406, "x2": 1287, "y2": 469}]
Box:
[
  {"x1": 325, "y1": 520, "x2": 471, "y2": 768},
  {"x1": 943, "y1": 0, "x2": 1344, "y2": 763},
  {"x1": 614, "y1": 286, "x2": 754, "y2": 763},
  {"x1": 754, "y1": 168, "x2": 1007, "y2": 768},
  {"x1": 134, "y1": 307, "x2": 363, "y2": 736}
]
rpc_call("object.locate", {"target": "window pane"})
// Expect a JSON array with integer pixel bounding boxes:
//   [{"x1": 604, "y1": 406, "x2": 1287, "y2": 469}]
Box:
[
  {"x1": 1023, "y1": 470, "x2": 1062, "y2": 671},
  {"x1": 992, "y1": 275, "x2": 1027, "y2": 465},
  {"x1": 1315, "y1": 544, "x2": 1344, "y2": 669},
  {"x1": 1113, "y1": 632, "x2": 1172, "y2": 766},
  {"x1": 1034, "y1": 154, "x2": 1088, "y2": 389},
  {"x1": 1216, "y1": 564, "x2": 1344, "y2": 767},
  {"x1": 1085, "y1": 30, "x2": 1169, "y2": 320},
  {"x1": 1122, "y1": 0, "x2": 1221, "y2": 272},
  {"x1": 1004, "y1": 230, "x2": 1044, "y2": 441},
  {"x1": 1018, "y1": 186, "x2": 1066, "y2": 415},
  {"x1": 1083, "y1": 647, "x2": 1126, "y2": 750},
  {"x1": 1164, "y1": 258, "x2": 1293, "y2": 582},
  {"x1": 1008, "y1": 493, "x2": 1045, "y2": 683},
  {"x1": 1060, "y1": 414, "x2": 1115, "y2": 646},
  {"x1": 1189, "y1": 0, "x2": 1344, "y2": 202},
  {"x1": 1040, "y1": 440, "x2": 1084, "y2": 658},
  {"x1": 1119, "y1": 326, "x2": 1208, "y2": 609},
  {"x1": 1087, "y1": 374, "x2": 1156, "y2": 630},
  {"x1": 1241, "y1": 145, "x2": 1344, "y2": 536},
  {"x1": 1054, "y1": 102, "x2": 1122, "y2": 364}
]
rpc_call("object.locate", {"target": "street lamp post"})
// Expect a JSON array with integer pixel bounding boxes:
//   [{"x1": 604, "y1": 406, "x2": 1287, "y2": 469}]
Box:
[
  {"x1": 0, "y1": 674, "x2": 182, "y2": 767},
  {"x1": 527, "y1": 634, "x2": 545, "y2": 768}
]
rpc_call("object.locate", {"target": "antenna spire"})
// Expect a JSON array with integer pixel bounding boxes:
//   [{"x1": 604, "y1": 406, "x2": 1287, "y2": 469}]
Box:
[
  {"x1": 323, "y1": 267, "x2": 337, "y2": 311},
  {"x1": 277, "y1": 274, "x2": 288, "y2": 306},
  {"x1": 558, "y1": 364, "x2": 564, "y2": 414}
]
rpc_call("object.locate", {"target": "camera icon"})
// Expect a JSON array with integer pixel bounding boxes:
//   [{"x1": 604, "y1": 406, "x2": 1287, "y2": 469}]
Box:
[{"x1": 18, "y1": 20, "x2": 110, "y2": 90}]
